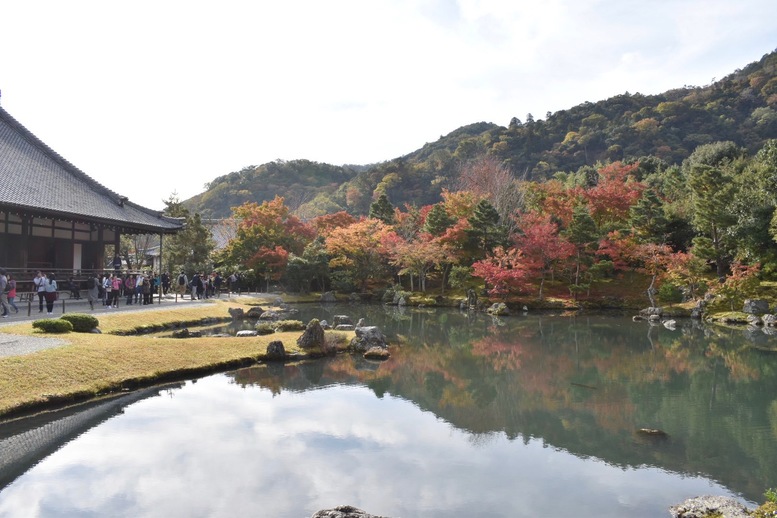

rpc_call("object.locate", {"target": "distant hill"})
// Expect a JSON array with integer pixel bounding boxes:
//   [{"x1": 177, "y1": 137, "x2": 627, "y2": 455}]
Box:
[
  {"x1": 185, "y1": 160, "x2": 362, "y2": 219},
  {"x1": 185, "y1": 49, "x2": 777, "y2": 218}
]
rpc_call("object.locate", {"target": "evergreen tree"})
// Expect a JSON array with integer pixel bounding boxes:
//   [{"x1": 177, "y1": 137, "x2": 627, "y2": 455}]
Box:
[
  {"x1": 467, "y1": 199, "x2": 506, "y2": 257},
  {"x1": 629, "y1": 189, "x2": 668, "y2": 243},
  {"x1": 688, "y1": 163, "x2": 737, "y2": 279},
  {"x1": 161, "y1": 193, "x2": 215, "y2": 274},
  {"x1": 369, "y1": 193, "x2": 395, "y2": 224},
  {"x1": 423, "y1": 203, "x2": 455, "y2": 236},
  {"x1": 563, "y1": 205, "x2": 599, "y2": 295}
]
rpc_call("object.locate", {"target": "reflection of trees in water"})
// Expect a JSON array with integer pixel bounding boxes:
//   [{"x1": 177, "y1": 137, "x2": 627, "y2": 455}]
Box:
[{"x1": 229, "y1": 307, "x2": 777, "y2": 503}]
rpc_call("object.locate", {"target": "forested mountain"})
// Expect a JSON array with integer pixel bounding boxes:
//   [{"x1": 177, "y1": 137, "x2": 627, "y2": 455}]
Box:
[
  {"x1": 185, "y1": 50, "x2": 777, "y2": 219},
  {"x1": 186, "y1": 160, "x2": 366, "y2": 219}
]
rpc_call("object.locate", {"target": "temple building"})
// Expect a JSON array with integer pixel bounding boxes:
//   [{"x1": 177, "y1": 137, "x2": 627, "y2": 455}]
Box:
[{"x1": 0, "y1": 105, "x2": 182, "y2": 277}]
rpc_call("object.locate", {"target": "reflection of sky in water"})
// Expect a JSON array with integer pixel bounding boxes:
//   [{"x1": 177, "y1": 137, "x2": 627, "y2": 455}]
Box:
[{"x1": 0, "y1": 373, "x2": 743, "y2": 517}]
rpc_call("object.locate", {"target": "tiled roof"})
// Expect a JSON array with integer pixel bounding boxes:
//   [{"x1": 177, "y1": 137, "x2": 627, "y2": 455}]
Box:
[{"x1": 0, "y1": 106, "x2": 182, "y2": 233}]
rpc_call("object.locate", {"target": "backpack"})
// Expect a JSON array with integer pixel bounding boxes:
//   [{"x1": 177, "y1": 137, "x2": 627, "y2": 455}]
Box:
[
  {"x1": 178, "y1": 274, "x2": 186, "y2": 286},
  {"x1": 87, "y1": 277, "x2": 96, "y2": 289}
]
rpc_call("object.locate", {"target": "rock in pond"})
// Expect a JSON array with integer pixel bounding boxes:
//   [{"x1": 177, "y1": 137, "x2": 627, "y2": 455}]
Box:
[
  {"x1": 486, "y1": 302, "x2": 510, "y2": 316},
  {"x1": 236, "y1": 330, "x2": 258, "y2": 337},
  {"x1": 669, "y1": 496, "x2": 751, "y2": 518},
  {"x1": 350, "y1": 326, "x2": 388, "y2": 352},
  {"x1": 333, "y1": 315, "x2": 353, "y2": 326},
  {"x1": 363, "y1": 347, "x2": 390, "y2": 360},
  {"x1": 172, "y1": 328, "x2": 201, "y2": 338},
  {"x1": 311, "y1": 505, "x2": 390, "y2": 518},
  {"x1": 228, "y1": 307, "x2": 244, "y2": 320}
]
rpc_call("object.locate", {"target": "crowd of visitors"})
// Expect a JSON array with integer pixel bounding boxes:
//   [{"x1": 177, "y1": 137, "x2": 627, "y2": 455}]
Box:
[{"x1": 0, "y1": 269, "x2": 237, "y2": 318}]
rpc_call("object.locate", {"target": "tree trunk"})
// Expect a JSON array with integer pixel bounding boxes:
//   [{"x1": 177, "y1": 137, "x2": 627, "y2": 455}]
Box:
[{"x1": 647, "y1": 273, "x2": 657, "y2": 307}]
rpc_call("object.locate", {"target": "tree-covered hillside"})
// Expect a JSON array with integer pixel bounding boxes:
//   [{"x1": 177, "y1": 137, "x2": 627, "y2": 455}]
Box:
[
  {"x1": 186, "y1": 49, "x2": 777, "y2": 218},
  {"x1": 185, "y1": 160, "x2": 363, "y2": 218}
]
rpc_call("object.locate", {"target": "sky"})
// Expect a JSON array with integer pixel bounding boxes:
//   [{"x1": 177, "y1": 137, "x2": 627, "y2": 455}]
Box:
[{"x1": 1, "y1": 0, "x2": 776, "y2": 211}]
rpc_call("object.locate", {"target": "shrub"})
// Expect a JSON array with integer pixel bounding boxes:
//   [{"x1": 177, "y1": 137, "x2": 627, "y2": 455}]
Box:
[
  {"x1": 32, "y1": 319, "x2": 73, "y2": 334},
  {"x1": 255, "y1": 320, "x2": 306, "y2": 333},
  {"x1": 59, "y1": 313, "x2": 99, "y2": 332},
  {"x1": 657, "y1": 283, "x2": 683, "y2": 304},
  {"x1": 254, "y1": 323, "x2": 276, "y2": 335},
  {"x1": 273, "y1": 320, "x2": 305, "y2": 332}
]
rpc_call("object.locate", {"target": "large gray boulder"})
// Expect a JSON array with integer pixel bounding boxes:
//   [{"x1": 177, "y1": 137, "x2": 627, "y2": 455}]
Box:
[
  {"x1": 668, "y1": 496, "x2": 751, "y2": 518},
  {"x1": 746, "y1": 314, "x2": 763, "y2": 326},
  {"x1": 228, "y1": 307, "x2": 244, "y2": 321},
  {"x1": 639, "y1": 306, "x2": 663, "y2": 318},
  {"x1": 297, "y1": 318, "x2": 337, "y2": 355},
  {"x1": 486, "y1": 302, "x2": 510, "y2": 316},
  {"x1": 266, "y1": 340, "x2": 286, "y2": 360},
  {"x1": 350, "y1": 326, "x2": 388, "y2": 352},
  {"x1": 333, "y1": 315, "x2": 353, "y2": 326},
  {"x1": 763, "y1": 314, "x2": 777, "y2": 326},
  {"x1": 320, "y1": 291, "x2": 337, "y2": 303},
  {"x1": 259, "y1": 309, "x2": 297, "y2": 320},
  {"x1": 245, "y1": 306, "x2": 264, "y2": 319},
  {"x1": 296, "y1": 319, "x2": 331, "y2": 353},
  {"x1": 310, "y1": 506, "x2": 389, "y2": 518},
  {"x1": 690, "y1": 301, "x2": 704, "y2": 320},
  {"x1": 236, "y1": 330, "x2": 258, "y2": 337},
  {"x1": 743, "y1": 299, "x2": 770, "y2": 315}
]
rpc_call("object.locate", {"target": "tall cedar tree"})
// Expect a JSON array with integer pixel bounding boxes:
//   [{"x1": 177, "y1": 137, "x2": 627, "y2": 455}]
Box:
[
  {"x1": 467, "y1": 199, "x2": 505, "y2": 257},
  {"x1": 563, "y1": 205, "x2": 599, "y2": 295},
  {"x1": 369, "y1": 194, "x2": 395, "y2": 224}
]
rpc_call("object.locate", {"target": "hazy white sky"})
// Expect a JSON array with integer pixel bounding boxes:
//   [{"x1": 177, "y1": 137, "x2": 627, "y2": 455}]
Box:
[{"x1": 1, "y1": 0, "x2": 775, "y2": 210}]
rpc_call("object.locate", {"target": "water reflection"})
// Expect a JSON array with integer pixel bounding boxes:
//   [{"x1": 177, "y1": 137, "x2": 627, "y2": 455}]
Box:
[
  {"x1": 0, "y1": 305, "x2": 775, "y2": 517},
  {"x1": 0, "y1": 374, "x2": 742, "y2": 518}
]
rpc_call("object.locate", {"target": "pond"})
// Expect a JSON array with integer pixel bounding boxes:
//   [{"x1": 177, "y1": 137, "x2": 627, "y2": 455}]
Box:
[{"x1": 1, "y1": 304, "x2": 776, "y2": 517}]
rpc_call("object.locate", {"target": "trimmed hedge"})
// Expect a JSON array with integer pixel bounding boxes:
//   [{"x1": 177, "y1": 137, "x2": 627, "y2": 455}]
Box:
[
  {"x1": 32, "y1": 319, "x2": 73, "y2": 334},
  {"x1": 59, "y1": 313, "x2": 99, "y2": 332}
]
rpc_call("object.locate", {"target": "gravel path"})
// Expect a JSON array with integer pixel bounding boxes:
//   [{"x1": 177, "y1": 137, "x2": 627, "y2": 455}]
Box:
[{"x1": 0, "y1": 334, "x2": 67, "y2": 358}]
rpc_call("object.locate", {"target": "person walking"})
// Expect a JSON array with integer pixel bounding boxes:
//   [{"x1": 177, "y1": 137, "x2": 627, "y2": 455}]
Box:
[
  {"x1": 68, "y1": 276, "x2": 81, "y2": 299},
  {"x1": 44, "y1": 274, "x2": 58, "y2": 315},
  {"x1": 86, "y1": 273, "x2": 99, "y2": 310},
  {"x1": 111, "y1": 274, "x2": 122, "y2": 308},
  {"x1": 161, "y1": 271, "x2": 170, "y2": 295},
  {"x1": 213, "y1": 272, "x2": 223, "y2": 298},
  {"x1": 0, "y1": 269, "x2": 11, "y2": 318},
  {"x1": 134, "y1": 273, "x2": 144, "y2": 304},
  {"x1": 102, "y1": 274, "x2": 113, "y2": 308},
  {"x1": 34, "y1": 271, "x2": 46, "y2": 312},
  {"x1": 177, "y1": 271, "x2": 188, "y2": 299},
  {"x1": 7, "y1": 273, "x2": 19, "y2": 314}
]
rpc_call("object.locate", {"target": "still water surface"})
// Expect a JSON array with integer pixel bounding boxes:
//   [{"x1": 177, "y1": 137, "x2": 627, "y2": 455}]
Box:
[{"x1": 1, "y1": 304, "x2": 776, "y2": 517}]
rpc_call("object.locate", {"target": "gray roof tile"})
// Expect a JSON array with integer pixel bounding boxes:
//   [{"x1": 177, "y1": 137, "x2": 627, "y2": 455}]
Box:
[{"x1": 0, "y1": 106, "x2": 182, "y2": 232}]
